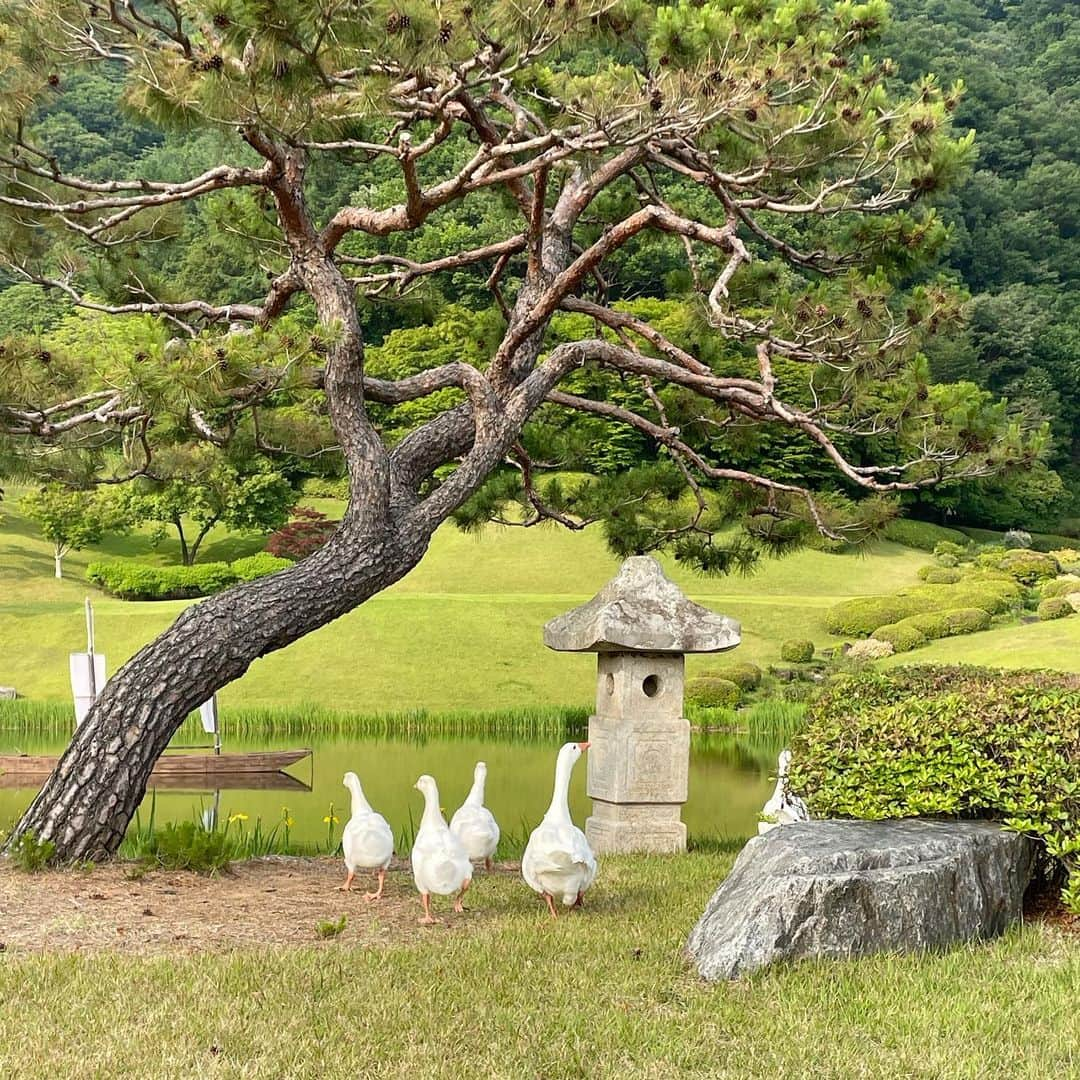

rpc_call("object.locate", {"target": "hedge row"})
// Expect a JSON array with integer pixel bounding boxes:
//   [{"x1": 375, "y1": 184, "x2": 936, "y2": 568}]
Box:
[
  {"x1": 825, "y1": 578, "x2": 1021, "y2": 637},
  {"x1": 87, "y1": 553, "x2": 292, "y2": 601},
  {"x1": 881, "y1": 518, "x2": 970, "y2": 552},
  {"x1": 871, "y1": 606, "x2": 993, "y2": 652},
  {"x1": 791, "y1": 666, "x2": 1080, "y2": 910}
]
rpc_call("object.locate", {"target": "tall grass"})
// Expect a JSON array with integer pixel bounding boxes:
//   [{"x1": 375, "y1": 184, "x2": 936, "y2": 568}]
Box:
[
  {"x1": 0, "y1": 699, "x2": 591, "y2": 743},
  {"x1": 2, "y1": 698, "x2": 802, "y2": 747}
]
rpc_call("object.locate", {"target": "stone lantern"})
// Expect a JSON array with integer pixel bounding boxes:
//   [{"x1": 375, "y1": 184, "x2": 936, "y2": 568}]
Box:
[{"x1": 544, "y1": 555, "x2": 740, "y2": 854}]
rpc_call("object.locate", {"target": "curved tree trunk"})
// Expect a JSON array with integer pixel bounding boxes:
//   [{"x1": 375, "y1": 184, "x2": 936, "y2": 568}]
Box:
[{"x1": 12, "y1": 508, "x2": 431, "y2": 859}]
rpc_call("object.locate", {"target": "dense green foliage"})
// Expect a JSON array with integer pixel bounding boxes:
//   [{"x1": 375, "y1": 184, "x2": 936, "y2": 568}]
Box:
[
  {"x1": 793, "y1": 666, "x2": 1080, "y2": 909},
  {"x1": 0, "y1": 0, "x2": 1059, "y2": 572},
  {"x1": 86, "y1": 553, "x2": 289, "y2": 600},
  {"x1": 19, "y1": 484, "x2": 129, "y2": 577},
  {"x1": 881, "y1": 518, "x2": 970, "y2": 552}
]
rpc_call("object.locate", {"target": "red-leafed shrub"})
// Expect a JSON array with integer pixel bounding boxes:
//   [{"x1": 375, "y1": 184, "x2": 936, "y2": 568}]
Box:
[{"x1": 265, "y1": 507, "x2": 338, "y2": 560}]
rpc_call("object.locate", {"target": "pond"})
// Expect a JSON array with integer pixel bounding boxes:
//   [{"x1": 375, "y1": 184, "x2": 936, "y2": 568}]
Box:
[{"x1": 0, "y1": 722, "x2": 785, "y2": 849}]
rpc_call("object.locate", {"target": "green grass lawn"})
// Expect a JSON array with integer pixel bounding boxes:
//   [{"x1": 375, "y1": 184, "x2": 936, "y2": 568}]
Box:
[
  {"x1": 0, "y1": 487, "x2": 932, "y2": 710},
  {"x1": 0, "y1": 853, "x2": 1074, "y2": 1079}
]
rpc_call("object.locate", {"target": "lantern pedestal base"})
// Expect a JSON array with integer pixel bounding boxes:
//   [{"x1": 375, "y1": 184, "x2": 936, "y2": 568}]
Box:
[{"x1": 585, "y1": 801, "x2": 687, "y2": 854}]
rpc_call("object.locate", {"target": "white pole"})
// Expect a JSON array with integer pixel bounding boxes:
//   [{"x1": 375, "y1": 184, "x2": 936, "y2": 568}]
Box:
[{"x1": 84, "y1": 597, "x2": 97, "y2": 701}]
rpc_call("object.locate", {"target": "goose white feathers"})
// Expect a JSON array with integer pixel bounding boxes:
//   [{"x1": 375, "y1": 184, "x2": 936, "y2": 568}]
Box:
[
  {"x1": 522, "y1": 741, "x2": 597, "y2": 917},
  {"x1": 758, "y1": 749, "x2": 810, "y2": 835},
  {"x1": 411, "y1": 774, "x2": 472, "y2": 924},
  {"x1": 340, "y1": 771, "x2": 395, "y2": 901},
  {"x1": 450, "y1": 761, "x2": 501, "y2": 870}
]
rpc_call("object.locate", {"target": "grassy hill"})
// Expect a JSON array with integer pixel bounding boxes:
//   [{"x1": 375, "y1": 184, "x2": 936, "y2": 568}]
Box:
[{"x1": 3, "y1": 485, "x2": 1078, "y2": 709}]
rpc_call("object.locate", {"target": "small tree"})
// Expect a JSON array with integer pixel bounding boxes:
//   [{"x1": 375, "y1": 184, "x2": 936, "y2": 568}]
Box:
[
  {"x1": 122, "y1": 454, "x2": 295, "y2": 565},
  {"x1": 20, "y1": 484, "x2": 128, "y2": 578},
  {"x1": 265, "y1": 507, "x2": 338, "y2": 561}
]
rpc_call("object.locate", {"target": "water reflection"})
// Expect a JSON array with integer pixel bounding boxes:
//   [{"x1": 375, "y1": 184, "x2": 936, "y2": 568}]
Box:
[{"x1": 0, "y1": 728, "x2": 785, "y2": 845}]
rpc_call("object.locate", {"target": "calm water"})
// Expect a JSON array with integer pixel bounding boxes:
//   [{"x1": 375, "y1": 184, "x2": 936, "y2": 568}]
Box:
[{"x1": 0, "y1": 726, "x2": 784, "y2": 846}]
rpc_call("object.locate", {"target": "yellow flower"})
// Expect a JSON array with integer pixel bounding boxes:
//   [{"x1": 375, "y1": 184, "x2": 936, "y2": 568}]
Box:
[
  {"x1": 285, "y1": 818, "x2": 295, "y2": 828},
  {"x1": 323, "y1": 814, "x2": 339, "y2": 825},
  {"x1": 228, "y1": 812, "x2": 249, "y2": 824}
]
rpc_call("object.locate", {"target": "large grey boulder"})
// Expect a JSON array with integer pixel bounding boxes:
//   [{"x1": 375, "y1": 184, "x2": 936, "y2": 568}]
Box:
[
  {"x1": 687, "y1": 819, "x2": 1035, "y2": 980},
  {"x1": 0, "y1": 687, "x2": 16, "y2": 700}
]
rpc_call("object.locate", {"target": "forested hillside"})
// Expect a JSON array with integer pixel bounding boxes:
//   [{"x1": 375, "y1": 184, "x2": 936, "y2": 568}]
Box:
[{"x1": 1, "y1": 0, "x2": 1076, "y2": 537}]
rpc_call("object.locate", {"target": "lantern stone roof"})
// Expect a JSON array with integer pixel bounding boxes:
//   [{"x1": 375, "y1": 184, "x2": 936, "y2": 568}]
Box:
[{"x1": 544, "y1": 556, "x2": 741, "y2": 654}]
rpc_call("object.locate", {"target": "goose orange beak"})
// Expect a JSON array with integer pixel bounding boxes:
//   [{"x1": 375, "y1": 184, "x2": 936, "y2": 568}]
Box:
[{"x1": 578, "y1": 741, "x2": 591, "y2": 751}]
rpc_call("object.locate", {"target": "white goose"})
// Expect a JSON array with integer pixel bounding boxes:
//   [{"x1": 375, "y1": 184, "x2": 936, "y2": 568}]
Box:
[
  {"x1": 450, "y1": 761, "x2": 501, "y2": 871},
  {"x1": 758, "y1": 749, "x2": 810, "y2": 835},
  {"x1": 411, "y1": 774, "x2": 473, "y2": 924},
  {"x1": 522, "y1": 741, "x2": 597, "y2": 917},
  {"x1": 340, "y1": 771, "x2": 395, "y2": 901}
]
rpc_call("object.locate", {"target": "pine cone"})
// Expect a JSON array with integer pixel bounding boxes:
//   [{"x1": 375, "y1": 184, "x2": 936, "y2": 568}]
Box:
[
  {"x1": 47, "y1": 74, "x2": 60, "y2": 88},
  {"x1": 213, "y1": 12, "x2": 230, "y2": 28},
  {"x1": 856, "y1": 299, "x2": 873, "y2": 318},
  {"x1": 649, "y1": 90, "x2": 663, "y2": 111},
  {"x1": 386, "y1": 12, "x2": 401, "y2": 33},
  {"x1": 439, "y1": 20, "x2": 453, "y2": 43}
]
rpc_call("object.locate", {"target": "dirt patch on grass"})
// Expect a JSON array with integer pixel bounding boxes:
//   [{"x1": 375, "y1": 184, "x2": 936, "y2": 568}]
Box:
[{"x1": 0, "y1": 856, "x2": 514, "y2": 955}]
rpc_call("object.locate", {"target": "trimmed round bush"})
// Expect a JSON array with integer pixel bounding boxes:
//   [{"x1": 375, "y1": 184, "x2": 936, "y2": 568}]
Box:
[
  {"x1": 871, "y1": 622, "x2": 928, "y2": 652},
  {"x1": 792, "y1": 666, "x2": 1080, "y2": 910},
  {"x1": 917, "y1": 566, "x2": 962, "y2": 584},
  {"x1": 824, "y1": 597, "x2": 924, "y2": 636},
  {"x1": 714, "y1": 662, "x2": 762, "y2": 690},
  {"x1": 933, "y1": 541, "x2": 968, "y2": 558},
  {"x1": 686, "y1": 677, "x2": 741, "y2": 709},
  {"x1": 934, "y1": 552, "x2": 960, "y2": 568},
  {"x1": 779, "y1": 639, "x2": 815, "y2": 663},
  {"x1": 1040, "y1": 576, "x2": 1080, "y2": 600},
  {"x1": 847, "y1": 638, "x2": 895, "y2": 661},
  {"x1": 942, "y1": 607, "x2": 992, "y2": 635},
  {"x1": 997, "y1": 549, "x2": 1059, "y2": 585},
  {"x1": 1037, "y1": 597, "x2": 1074, "y2": 621},
  {"x1": 232, "y1": 553, "x2": 292, "y2": 581}
]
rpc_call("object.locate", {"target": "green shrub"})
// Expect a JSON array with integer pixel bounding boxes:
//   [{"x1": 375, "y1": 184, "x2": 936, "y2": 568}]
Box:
[
  {"x1": 824, "y1": 596, "x2": 925, "y2": 636},
  {"x1": 870, "y1": 622, "x2": 928, "y2": 652},
  {"x1": 917, "y1": 566, "x2": 962, "y2": 584},
  {"x1": 996, "y1": 549, "x2": 1059, "y2": 585},
  {"x1": 1040, "y1": 577, "x2": 1080, "y2": 600},
  {"x1": 1037, "y1": 597, "x2": 1074, "y2": 621},
  {"x1": 779, "y1": 639, "x2": 815, "y2": 663},
  {"x1": 907, "y1": 579, "x2": 1021, "y2": 615},
  {"x1": 300, "y1": 477, "x2": 349, "y2": 499},
  {"x1": 87, "y1": 554, "x2": 288, "y2": 600},
  {"x1": 714, "y1": 662, "x2": 762, "y2": 690},
  {"x1": 882, "y1": 518, "x2": 969, "y2": 552},
  {"x1": 941, "y1": 608, "x2": 992, "y2": 635},
  {"x1": 791, "y1": 666, "x2": 1080, "y2": 910},
  {"x1": 135, "y1": 821, "x2": 233, "y2": 873},
  {"x1": 934, "y1": 552, "x2": 960, "y2": 568},
  {"x1": 825, "y1": 578, "x2": 1020, "y2": 637},
  {"x1": 686, "y1": 677, "x2": 742, "y2": 709},
  {"x1": 933, "y1": 541, "x2": 968, "y2": 558},
  {"x1": 231, "y1": 553, "x2": 292, "y2": 581}
]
